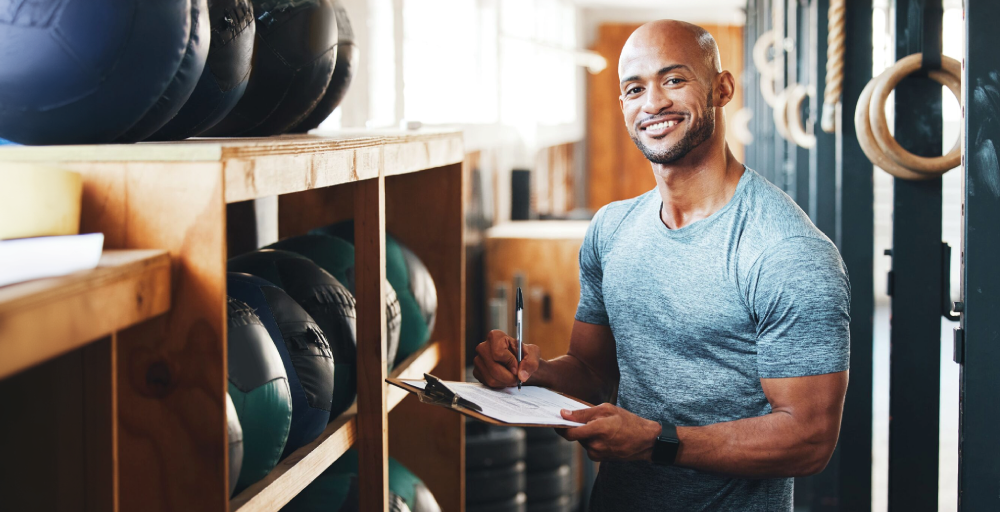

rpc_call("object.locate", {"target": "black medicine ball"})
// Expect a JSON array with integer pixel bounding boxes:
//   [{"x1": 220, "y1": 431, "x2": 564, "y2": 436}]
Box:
[
  {"x1": 289, "y1": 1, "x2": 357, "y2": 133},
  {"x1": 150, "y1": 0, "x2": 256, "y2": 140},
  {"x1": 203, "y1": 0, "x2": 339, "y2": 137},
  {"x1": 0, "y1": 0, "x2": 195, "y2": 144}
]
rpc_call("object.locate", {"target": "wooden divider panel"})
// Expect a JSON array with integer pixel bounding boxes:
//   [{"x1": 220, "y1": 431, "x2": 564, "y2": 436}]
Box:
[{"x1": 386, "y1": 163, "x2": 466, "y2": 512}]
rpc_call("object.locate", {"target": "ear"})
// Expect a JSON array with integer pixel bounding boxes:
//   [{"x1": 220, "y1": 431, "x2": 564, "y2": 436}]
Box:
[
  {"x1": 714, "y1": 71, "x2": 736, "y2": 108},
  {"x1": 619, "y1": 94, "x2": 625, "y2": 113}
]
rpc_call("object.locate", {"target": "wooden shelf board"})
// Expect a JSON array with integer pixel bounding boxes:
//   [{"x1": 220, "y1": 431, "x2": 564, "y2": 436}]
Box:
[
  {"x1": 0, "y1": 129, "x2": 464, "y2": 204},
  {"x1": 230, "y1": 341, "x2": 442, "y2": 512},
  {"x1": 0, "y1": 249, "x2": 171, "y2": 379}
]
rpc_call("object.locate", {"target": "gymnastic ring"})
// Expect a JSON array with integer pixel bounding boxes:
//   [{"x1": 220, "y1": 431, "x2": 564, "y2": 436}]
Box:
[
  {"x1": 759, "y1": 67, "x2": 778, "y2": 108},
  {"x1": 868, "y1": 53, "x2": 963, "y2": 175},
  {"x1": 772, "y1": 87, "x2": 794, "y2": 142},
  {"x1": 752, "y1": 30, "x2": 776, "y2": 73},
  {"x1": 786, "y1": 84, "x2": 817, "y2": 149},
  {"x1": 855, "y1": 75, "x2": 932, "y2": 180}
]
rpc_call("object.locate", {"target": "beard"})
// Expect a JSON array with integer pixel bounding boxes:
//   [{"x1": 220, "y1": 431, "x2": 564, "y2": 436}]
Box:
[{"x1": 630, "y1": 93, "x2": 715, "y2": 165}]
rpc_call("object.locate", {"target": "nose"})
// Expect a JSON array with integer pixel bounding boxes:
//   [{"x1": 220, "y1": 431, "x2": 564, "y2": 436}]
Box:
[{"x1": 643, "y1": 83, "x2": 673, "y2": 114}]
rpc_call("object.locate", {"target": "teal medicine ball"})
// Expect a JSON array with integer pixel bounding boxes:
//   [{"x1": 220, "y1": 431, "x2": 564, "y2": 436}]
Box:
[
  {"x1": 310, "y1": 223, "x2": 438, "y2": 366},
  {"x1": 267, "y1": 235, "x2": 403, "y2": 369},
  {"x1": 227, "y1": 297, "x2": 293, "y2": 494},
  {"x1": 282, "y1": 449, "x2": 441, "y2": 512},
  {"x1": 226, "y1": 392, "x2": 244, "y2": 497}
]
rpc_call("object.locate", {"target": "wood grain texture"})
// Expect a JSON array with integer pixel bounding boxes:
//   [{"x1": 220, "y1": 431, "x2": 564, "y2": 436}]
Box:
[
  {"x1": 230, "y1": 341, "x2": 442, "y2": 512},
  {"x1": 355, "y1": 173, "x2": 390, "y2": 512},
  {"x1": 484, "y1": 222, "x2": 588, "y2": 361},
  {"x1": 230, "y1": 408, "x2": 358, "y2": 512},
  {"x1": 0, "y1": 130, "x2": 462, "y2": 205},
  {"x1": 386, "y1": 163, "x2": 466, "y2": 512},
  {"x1": 587, "y1": 23, "x2": 745, "y2": 209},
  {"x1": 0, "y1": 250, "x2": 170, "y2": 380}
]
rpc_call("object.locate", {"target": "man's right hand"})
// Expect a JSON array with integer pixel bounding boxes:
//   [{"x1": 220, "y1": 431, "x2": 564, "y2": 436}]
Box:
[{"x1": 473, "y1": 329, "x2": 541, "y2": 388}]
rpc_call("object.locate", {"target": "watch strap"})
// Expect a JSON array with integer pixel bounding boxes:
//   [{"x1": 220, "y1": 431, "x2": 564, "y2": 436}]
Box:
[{"x1": 652, "y1": 421, "x2": 680, "y2": 466}]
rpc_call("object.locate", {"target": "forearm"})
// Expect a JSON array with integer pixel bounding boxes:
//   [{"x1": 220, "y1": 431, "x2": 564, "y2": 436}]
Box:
[
  {"x1": 674, "y1": 411, "x2": 838, "y2": 478},
  {"x1": 531, "y1": 354, "x2": 615, "y2": 405}
]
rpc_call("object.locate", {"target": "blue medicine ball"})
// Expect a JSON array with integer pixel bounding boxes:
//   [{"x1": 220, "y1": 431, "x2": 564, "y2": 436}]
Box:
[
  {"x1": 228, "y1": 272, "x2": 334, "y2": 458},
  {"x1": 150, "y1": 0, "x2": 256, "y2": 140},
  {"x1": 0, "y1": 0, "x2": 196, "y2": 145}
]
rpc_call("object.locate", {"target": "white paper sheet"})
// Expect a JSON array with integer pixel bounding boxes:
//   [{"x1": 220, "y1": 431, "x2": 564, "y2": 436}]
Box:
[{"x1": 400, "y1": 380, "x2": 588, "y2": 427}]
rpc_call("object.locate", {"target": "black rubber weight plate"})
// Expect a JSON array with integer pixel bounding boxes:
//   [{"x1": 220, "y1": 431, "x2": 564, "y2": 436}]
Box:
[
  {"x1": 467, "y1": 492, "x2": 527, "y2": 512},
  {"x1": 467, "y1": 426, "x2": 526, "y2": 470},
  {"x1": 525, "y1": 437, "x2": 574, "y2": 471},
  {"x1": 466, "y1": 461, "x2": 526, "y2": 505},
  {"x1": 525, "y1": 465, "x2": 572, "y2": 502},
  {"x1": 526, "y1": 495, "x2": 572, "y2": 512}
]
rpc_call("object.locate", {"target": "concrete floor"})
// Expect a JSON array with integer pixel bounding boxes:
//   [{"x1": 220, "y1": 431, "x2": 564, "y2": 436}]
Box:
[{"x1": 872, "y1": 303, "x2": 960, "y2": 512}]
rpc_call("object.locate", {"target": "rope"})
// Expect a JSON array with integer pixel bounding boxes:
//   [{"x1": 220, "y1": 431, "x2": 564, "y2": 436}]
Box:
[
  {"x1": 854, "y1": 53, "x2": 962, "y2": 180},
  {"x1": 821, "y1": 0, "x2": 846, "y2": 133}
]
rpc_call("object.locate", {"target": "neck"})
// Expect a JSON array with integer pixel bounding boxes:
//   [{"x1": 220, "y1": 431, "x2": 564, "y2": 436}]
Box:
[{"x1": 652, "y1": 140, "x2": 744, "y2": 230}]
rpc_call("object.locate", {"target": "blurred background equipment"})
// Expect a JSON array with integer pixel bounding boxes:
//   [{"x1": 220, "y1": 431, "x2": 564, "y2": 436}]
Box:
[
  {"x1": 290, "y1": 1, "x2": 359, "y2": 133},
  {"x1": 203, "y1": 0, "x2": 339, "y2": 136},
  {"x1": 226, "y1": 392, "x2": 246, "y2": 497}
]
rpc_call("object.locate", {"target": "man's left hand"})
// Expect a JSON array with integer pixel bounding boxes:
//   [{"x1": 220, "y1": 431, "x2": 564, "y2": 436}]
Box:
[{"x1": 559, "y1": 403, "x2": 663, "y2": 462}]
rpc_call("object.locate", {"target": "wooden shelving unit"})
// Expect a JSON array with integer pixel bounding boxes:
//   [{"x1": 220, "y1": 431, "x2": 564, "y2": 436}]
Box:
[{"x1": 0, "y1": 129, "x2": 466, "y2": 512}]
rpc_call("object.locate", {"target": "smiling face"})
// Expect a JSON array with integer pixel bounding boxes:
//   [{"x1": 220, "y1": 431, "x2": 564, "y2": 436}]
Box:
[{"x1": 619, "y1": 21, "x2": 730, "y2": 165}]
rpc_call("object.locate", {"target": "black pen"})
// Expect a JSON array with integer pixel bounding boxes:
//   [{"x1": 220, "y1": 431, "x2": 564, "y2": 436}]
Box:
[{"x1": 516, "y1": 287, "x2": 523, "y2": 390}]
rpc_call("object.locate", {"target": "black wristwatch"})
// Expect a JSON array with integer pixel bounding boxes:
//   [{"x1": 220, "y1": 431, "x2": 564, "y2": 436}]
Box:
[{"x1": 651, "y1": 421, "x2": 680, "y2": 466}]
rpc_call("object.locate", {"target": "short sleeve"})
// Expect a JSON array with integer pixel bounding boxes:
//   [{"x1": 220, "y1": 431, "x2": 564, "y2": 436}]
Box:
[
  {"x1": 575, "y1": 207, "x2": 610, "y2": 326},
  {"x1": 747, "y1": 236, "x2": 851, "y2": 378}
]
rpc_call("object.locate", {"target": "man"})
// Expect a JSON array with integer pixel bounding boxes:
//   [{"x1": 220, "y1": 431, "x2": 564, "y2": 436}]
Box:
[{"x1": 473, "y1": 20, "x2": 850, "y2": 511}]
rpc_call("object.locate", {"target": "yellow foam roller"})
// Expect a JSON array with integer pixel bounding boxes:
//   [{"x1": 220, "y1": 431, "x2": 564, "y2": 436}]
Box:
[{"x1": 0, "y1": 163, "x2": 83, "y2": 240}]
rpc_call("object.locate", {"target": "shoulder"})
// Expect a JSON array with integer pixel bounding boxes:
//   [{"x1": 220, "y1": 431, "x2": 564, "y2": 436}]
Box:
[
  {"x1": 587, "y1": 189, "x2": 657, "y2": 249},
  {"x1": 733, "y1": 170, "x2": 845, "y2": 280}
]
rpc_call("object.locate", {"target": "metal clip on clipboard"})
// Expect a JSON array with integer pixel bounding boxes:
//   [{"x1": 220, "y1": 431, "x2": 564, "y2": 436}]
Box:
[{"x1": 419, "y1": 373, "x2": 483, "y2": 412}]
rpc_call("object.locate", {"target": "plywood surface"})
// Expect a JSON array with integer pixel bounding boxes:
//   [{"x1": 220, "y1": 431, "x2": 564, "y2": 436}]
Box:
[{"x1": 0, "y1": 250, "x2": 170, "y2": 380}]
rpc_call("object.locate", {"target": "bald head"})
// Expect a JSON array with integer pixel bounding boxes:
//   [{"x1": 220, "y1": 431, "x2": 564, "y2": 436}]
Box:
[{"x1": 619, "y1": 20, "x2": 722, "y2": 79}]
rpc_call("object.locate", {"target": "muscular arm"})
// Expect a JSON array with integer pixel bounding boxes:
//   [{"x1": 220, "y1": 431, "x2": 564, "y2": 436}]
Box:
[{"x1": 561, "y1": 370, "x2": 848, "y2": 478}]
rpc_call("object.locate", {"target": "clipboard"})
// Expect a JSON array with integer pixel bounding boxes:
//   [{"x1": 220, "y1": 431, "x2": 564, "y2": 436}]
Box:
[{"x1": 386, "y1": 373, "x2": 594, "y2": 428}]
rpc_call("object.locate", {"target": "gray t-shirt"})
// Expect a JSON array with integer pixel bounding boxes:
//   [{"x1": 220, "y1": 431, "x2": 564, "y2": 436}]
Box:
[{"x1": 576, "y1": 168, "x2": 850, "y2": 512}]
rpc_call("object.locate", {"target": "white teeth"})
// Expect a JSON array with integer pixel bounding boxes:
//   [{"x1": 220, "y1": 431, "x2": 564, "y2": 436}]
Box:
[{"x1": 646, "y1": 120, "x2": 678, "y2": 130}]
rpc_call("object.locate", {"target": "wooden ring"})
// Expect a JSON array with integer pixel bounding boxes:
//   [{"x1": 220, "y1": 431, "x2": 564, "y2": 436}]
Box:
[
  {"x1": 787, "y1": 84, "x2": 817, "y2": 149},
  {"x1": 759, "y1": 68, "x2": 778, "y2": 107},
  {"x1": 752, "y1": 31, "x2": 776, "y2": 72},
  {"x1": 868, "y1": 53, "x2": 962, "y2": 174},
  {"x1": 772, "y1": 88, "x2": 794, "y2": 142},
  {"x1": 854, "y1": 74, "x2": 933, "y2": 180}
]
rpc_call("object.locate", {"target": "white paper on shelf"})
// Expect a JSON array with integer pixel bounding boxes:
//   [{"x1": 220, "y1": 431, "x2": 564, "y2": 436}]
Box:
[
  {"x1": 0, "y1": 233, "x2": 105, "y2": 287},
  {"x1": 400, "y1": 379, "x2": 588, "y2": 427}
]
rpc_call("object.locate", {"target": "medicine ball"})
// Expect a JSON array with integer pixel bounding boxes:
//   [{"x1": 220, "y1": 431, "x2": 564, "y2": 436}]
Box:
[
  {"x1": 282, "y1": 473, "x2": 412, "y2": 512},
  {"x1": 227, "y1": 296, "x2": 293, "y2": 493},
  {"x1": 0, "y1": 0, "x2": 194, "y2": 145},
  {"x1": 227, "y1": 273, "x2": 334, "y2": 458},
  {"x1": 229, "y1": 250, "x2": 357, "y2": 417},
  {"x1": 149, "y1": 0, "x2": 256, "y2": 140},
  {"x1": 267, "y1": 234, "x2": 402, "y2": 368},
  {"x1": 116, "y1": 0, "x2": 210, "y2": 142},
  {"x1": 203, "y1": 0, "x2": 339, "y2": 137},
  {"x1": 226, "y1": 392, "x2": 244, "y2": 497},
  {"x1": 312, "y1": 223, "x2": 437, "y2": 365},
  {"x1": 289, "y1": 1, "x2": 357, "y2": 133},
  {"x1": 284, "y1": 450, "x2": 441, "y2": 512}
]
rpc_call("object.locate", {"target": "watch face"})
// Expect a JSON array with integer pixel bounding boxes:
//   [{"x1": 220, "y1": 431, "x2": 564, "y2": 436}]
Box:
[{"x1": 654, "y1": 422, "x2": 680, "y2": 466}]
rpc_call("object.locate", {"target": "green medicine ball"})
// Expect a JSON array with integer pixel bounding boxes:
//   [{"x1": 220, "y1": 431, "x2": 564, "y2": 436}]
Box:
[
  {"x1": 309, "y1": 223, "x2": 438, "y2": 366},
  {"x1": 227, "y1": 297, "x2": 293, "y2": 494},
  {"x1": 282, "y1": 449, "x2": 441, "y2": 512}
]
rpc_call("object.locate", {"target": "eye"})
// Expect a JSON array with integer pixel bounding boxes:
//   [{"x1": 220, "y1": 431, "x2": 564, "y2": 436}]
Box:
[
  {"x1": 627, "y1": 86, "x2": 643, "y2": 95},
  {"x1": 665, "y1": 78, "x2": 685, "y2": 85}
]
